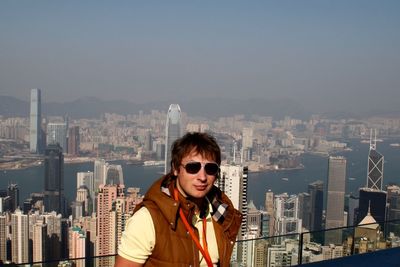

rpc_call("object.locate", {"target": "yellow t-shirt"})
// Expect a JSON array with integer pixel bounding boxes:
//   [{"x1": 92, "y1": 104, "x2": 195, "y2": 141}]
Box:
[{"x1": 118, "y1": 203, "x2": 219, "y2": 266}]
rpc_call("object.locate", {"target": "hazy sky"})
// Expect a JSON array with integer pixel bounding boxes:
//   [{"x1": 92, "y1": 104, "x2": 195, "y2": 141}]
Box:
[{"x1": 1, "y1": 1, "x2": 399, "y2": 112}]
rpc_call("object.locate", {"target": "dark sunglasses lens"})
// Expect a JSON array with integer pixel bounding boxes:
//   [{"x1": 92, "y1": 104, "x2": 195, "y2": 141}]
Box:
[
  {"x1": 205, "y1": 163, "x2": 219, "y2": 175},
  {"x1": 185, "y1": 162, "x2": 202, "y2": 174}
]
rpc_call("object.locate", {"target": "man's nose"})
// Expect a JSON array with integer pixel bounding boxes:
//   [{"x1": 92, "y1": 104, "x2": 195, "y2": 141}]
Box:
[{"x1": 197, "y1": 167, "x2": 207, "y2": 181}]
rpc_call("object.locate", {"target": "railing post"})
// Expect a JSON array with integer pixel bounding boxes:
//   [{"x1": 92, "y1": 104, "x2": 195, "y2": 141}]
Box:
[
  {"x1": 298, "y1": 232, "x2": 303, "y2": 265},
  {"x1": 351, "y1": 225, "x2": 355, "y2": 256}
]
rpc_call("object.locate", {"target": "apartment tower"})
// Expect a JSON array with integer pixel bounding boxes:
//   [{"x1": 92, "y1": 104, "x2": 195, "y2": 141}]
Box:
[
  {"x1": 218, "y1": 164, "x2": 248, "y2": 263},
  {"x1": 11, "y1": 209, "x2": 29, "y2": 264},
  {"x1": 96, "y1": 184, "x2": 125, "y2": 267},
  {"x1": 218, "y1": 164, "x2": 248, "y2": 237},
  {"x1": 32, "y1": 219, "x2": 47, "y2": 264},
  {"x1": 69, "y1": 226, "x2": 86, "y2": 267},
  {"x1": 0, "y1": 215, "x2": 7, "y2": 263}
]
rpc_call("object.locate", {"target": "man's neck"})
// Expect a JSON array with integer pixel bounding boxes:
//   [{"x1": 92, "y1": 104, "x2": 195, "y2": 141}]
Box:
[{"x1": 187, "y1": 196, "x2": 210, "y2": 219}]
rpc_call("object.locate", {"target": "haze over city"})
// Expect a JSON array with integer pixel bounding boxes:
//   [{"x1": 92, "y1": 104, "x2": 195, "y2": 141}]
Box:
[
  {"x1": 2, "y1": 2, "x2": 400, "y2": 265},
  {"x1": 1, "y1": 0, "x2": 400, "y2": 116}
]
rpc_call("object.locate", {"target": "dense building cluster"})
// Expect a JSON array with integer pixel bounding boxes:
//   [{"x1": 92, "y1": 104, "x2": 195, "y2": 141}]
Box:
[{"x1": 1, "y1": 89, "x2": 400, "y2": 266}]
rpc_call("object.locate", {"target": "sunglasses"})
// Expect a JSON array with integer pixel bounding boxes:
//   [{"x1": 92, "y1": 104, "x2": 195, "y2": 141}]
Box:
[{"x1": 181, "y1": 161, "x2": 220, "y2": 176}]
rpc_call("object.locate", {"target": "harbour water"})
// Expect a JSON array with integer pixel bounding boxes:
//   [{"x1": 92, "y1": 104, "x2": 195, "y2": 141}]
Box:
[{"x1": 1, "y1": 139, "x2": 399, "y2": 209}]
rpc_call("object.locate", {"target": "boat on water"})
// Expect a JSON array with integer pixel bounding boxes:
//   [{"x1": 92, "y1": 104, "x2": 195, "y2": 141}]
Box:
[
  {"x1": 349, "y1": 177, "x2": 356, "y2": 181},
  {"x1": 390, "y1": 143, "x2": 400, "y2": 147},
  {"x1": 143, "y1": 160, "x2": 164, "y2": 167},
  {"x1": 281, "y1": 177, "x2": 289, "y2": 181},
  {"x1": 361, "y1": 139, "x2": 383, "y2": 144}
]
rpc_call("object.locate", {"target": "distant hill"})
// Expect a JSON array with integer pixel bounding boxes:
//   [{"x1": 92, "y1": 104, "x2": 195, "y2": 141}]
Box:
[
  {"x1": 0, "y1": 96, "x2": 29, "y2": 117},
  {"x1": 1, "y1": 95, "x2": 399, "y2": 120},
  {"x1": 0, "y1": 95, "x2": 312, "y2": 119}
]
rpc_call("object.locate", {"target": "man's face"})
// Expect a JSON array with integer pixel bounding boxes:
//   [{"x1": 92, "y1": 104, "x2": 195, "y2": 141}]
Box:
[{"x1": 174, "y1": 150, "x2": 217, "y2": 199}]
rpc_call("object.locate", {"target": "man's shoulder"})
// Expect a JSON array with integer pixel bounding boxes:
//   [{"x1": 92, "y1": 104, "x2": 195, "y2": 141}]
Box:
[{"x1": 128, "y1": 206, "x2": 153, "y2": 225}]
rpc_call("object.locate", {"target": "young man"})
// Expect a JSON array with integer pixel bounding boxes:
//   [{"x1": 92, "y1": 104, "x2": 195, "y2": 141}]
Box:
[{"x1": 115, "y1": 132, "x2": 242, "y2": 267}]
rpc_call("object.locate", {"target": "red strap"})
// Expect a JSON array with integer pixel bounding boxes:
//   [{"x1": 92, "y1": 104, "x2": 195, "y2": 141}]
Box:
[{"x1": 174, "y1": 188, "x2": 213, "y2": 267}]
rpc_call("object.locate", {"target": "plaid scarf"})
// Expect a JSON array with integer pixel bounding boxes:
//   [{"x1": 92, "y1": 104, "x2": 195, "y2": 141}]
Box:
[{"x1": 161, "y1": 183, "x2": 228, "y2": 224}]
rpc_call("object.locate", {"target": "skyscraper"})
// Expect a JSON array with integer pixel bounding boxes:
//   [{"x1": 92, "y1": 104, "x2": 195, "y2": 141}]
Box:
[
  {"x1": 242, "y1": 127, "x2": 253, "y2": 150},
  {"x1": 247, "y1": 200, "x2": 262, "y2": 237},
  {"x1": 42, "y1": 211, "x2": 63, "y2": 261},
  {"x1": 357, "y1": 188, "x2": 387, "y2": 229},
  {"x1": 218, "y1": 164, "x2": 248, "y2": 263},
  {"x1": 104, "y1": 164, "x2": 124, "y2": 185},
  {"x1": 7, "y1": 183, "x2": 19, "y2": 212},
  {"x1": 273, "y1": 193, "x2": 302, "y2": 236},
  {"x1": 264, "y1": 190, "x2": 275, "y2": 236},
  {"x1": 67, "y1": 126, "x2": 80, "y2": 156},
  {"x1": 144, "y1": 129, "x2": 152, "y2": 152},
  {"x1": 77, "y1": 171, "x2": 95, "y2": 202},
  {"x1": 94, "y1": 159, "x2": 106, "y2": 192},
  {"x1": 386, "y1": 185, "x2": 400, "y2": 233},
  {"x1": 218, "y1": 164, "x2": 248, "y2": 238},
  {"x1": 69, "y1": 226, "x2": 86, "y2": 267},
  {"x1": 348, "y1": 193, "x2": 359, "y2": 226},
  {"x1": 30, "y1": 88, "x2": 42, "y2": 154},
  {"x1": 325, "y1": 156, "x2": 346, "y2": 245},
  {"x1": 32, "y1": 219, "x2": 47, "y2": 264},
  {"x1": 308, "y1": 180, "x2": 324, "y2": 231},
  {"x1": 358, "y1": 131, "x2": 387, "y2": 229},
  {"x1": 47, "y1": 122, "x2": 68, "y2": 152},
  {"x1": 298, "y1": 192, "x2": 311, "y2": 231},
  {"x1": 44, "y1": 144, "x2": 65, "y2": 216},
  {"x1": 164, "y1": 104, "x2": 182, "y2": 174},
  {"x1": 366, "y1": 132, "x2": 384, "y2": 190},
  {"x1": 0, "y1": 215, "x2": 7, "y2": 263},
  {"x1": 96, "y1": 184, "x2": 125, "y2": 267},
  {"x1": 11, "y1": 209, "x2": 29, "y2": 264}
]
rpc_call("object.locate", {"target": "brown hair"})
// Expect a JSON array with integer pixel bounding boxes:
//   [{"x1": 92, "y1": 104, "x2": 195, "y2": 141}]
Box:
[{"x1": 170, "y1": 132, "x2": 221, "y2": 175}]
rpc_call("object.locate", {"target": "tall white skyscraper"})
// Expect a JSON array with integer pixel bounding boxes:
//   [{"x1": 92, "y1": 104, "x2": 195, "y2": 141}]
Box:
[
  {"x1": 217, "y1": 164, "x2": 248, "y2": 264},
  {"x1": 164, "y1": 104, "x2": 182, "y2": 174},
  {"x1": 218, "y1": 164, "x2": 248, "y2": 237},
  {"x1": 94, "y1": 159, "x2": 106, "y2": 192},
  {"x1": 30, "y1": 88, "x2": 42, "y2": 154},
  {"x1": 11, "y1": 209, "x2": 29, "y2": 264},
  {"x1": 47, "y1": 122, "x2": 68, "y2": 152}
]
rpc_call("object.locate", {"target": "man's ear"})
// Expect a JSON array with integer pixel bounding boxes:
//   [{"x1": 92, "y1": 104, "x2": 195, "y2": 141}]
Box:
[{"x1": 173, "y1": 167, "x2": 179, "y2": 176}]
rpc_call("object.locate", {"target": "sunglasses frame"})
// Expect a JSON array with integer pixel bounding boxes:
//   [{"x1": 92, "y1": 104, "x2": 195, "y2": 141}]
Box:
[{"x1": 181, "y1": 161, "x2": 220, "y2": 176}]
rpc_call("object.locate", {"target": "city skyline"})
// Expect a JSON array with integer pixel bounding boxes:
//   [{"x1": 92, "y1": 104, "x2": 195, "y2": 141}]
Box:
[
  {"x1": 2, "y1": 1, "x2": 400, "y2": 265},
  {"x1": 1, "y1": 1, "x2": 400, "y2": 115},
  {"x1": 2, "y1": 108, "x2": 400, "y2": 264}
]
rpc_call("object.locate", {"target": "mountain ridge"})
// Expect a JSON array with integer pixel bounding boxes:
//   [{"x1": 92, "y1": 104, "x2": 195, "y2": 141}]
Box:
[{"x1": 1, "y1": 95, "x2": 399, "y2": 120}]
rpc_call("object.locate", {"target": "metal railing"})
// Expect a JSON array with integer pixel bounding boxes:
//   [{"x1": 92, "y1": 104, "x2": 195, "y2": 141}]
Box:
[{"x1": 5, "y1": 219, "x2": 400, "y2": 267}]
